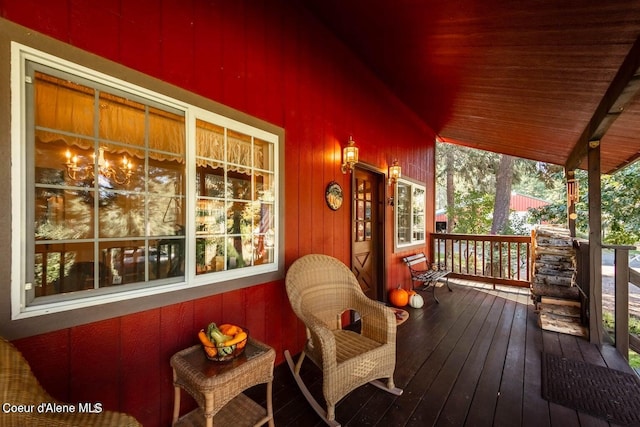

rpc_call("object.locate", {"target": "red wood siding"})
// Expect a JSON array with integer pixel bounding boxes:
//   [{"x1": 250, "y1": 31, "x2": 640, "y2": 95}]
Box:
[{"x1": 1, "y1": 1, "x2": 435, "y2": 425}]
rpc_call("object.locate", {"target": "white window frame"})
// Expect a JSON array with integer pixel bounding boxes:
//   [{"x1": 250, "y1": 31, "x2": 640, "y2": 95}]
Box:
[
  {"x1": 10, "y1": 42, "x2": 280, "y2": 319},
  {"x1": 394, "y1": 177, "x2": 427, "y2": 251}
]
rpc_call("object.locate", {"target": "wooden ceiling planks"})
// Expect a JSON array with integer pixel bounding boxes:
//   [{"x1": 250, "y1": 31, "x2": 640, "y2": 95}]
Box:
[{"x1": 300, "y1": 0, "x2": 640, "y2": 173}]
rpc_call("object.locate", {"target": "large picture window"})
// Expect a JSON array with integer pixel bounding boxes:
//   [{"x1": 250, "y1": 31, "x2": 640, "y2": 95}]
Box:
[{"x1": 12, "y1": 43, "x2": 280, "y2": 318}]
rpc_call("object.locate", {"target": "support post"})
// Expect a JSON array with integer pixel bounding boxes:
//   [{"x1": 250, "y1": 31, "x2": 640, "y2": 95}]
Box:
[{"x1": 588, "y1": 141, "x2": 603, "y2": 345}]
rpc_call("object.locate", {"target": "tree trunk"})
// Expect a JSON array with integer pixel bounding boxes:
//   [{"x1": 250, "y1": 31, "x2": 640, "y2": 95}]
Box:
[
  {"x1": 446, "y1": 148, "x2": 455, "y2": 232},
  {"x1": 491, "y1": 154, "x2": 515, "y2": 234}
]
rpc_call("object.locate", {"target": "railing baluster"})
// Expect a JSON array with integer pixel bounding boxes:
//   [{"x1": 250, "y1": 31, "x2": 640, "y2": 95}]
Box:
[
  {"x1": 465, "y1": 239, "x2": 469, "y2": 274},
  {"x1": 482, "y1": 240, "x2": 486, "y2": 277}
]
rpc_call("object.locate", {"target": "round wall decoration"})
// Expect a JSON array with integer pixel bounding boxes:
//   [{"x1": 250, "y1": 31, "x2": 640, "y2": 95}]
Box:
[{"x1": 325, "y1": 181, "x2": 344, "y2": 210}]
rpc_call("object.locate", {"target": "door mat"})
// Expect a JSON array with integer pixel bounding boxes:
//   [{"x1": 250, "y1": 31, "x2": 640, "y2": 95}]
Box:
[
  {"x1": 390, "y1": 308, "x2": 409, "y2": 326},
  {"x1": 541, "y1": 352, "x2": 640, "y2": 425}
]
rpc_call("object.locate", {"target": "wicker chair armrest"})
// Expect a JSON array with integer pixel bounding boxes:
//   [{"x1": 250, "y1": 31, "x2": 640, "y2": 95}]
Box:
[
  {"x1": 303, "y1": 311, "x2": 338, "y2": 371},
  {"x1": 351, "y1": 293, "x2": 396, "y2": 344}
]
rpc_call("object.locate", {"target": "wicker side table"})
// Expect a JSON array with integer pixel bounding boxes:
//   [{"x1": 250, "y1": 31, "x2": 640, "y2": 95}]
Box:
[{"x1": 170, "y1": 337, "x2": 275, "y2": 427}]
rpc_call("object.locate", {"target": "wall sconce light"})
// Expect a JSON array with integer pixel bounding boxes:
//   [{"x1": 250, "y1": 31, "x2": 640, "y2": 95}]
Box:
[
  {"x1": 341, "y1": 136, "x2": 359, "y2": 174},
  {"x1": 388, "y1": 159, "x2": 401, "y2": 186},
  {"x1": 387, "y1": 159, "x2": 402, "y2": 206},
  {"x1": 65, "y1": 146, "x2": 134, "y2": 185}
]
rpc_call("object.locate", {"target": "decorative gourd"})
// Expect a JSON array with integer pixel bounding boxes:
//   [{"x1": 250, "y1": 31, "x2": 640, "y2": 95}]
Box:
[
  {"x1": 409, "y1": 293, "x2": 424, "y2": 309},
  {"x1": 389, "y1": 286, "x2": 409, "y2": 307}
]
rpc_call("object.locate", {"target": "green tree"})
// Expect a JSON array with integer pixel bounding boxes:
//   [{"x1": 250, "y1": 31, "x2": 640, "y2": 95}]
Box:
[
  {"x1": 449, "y1": 190, "x2": 494, "y2": 234},
  {"x1": 491, "y1": 154, "x2": 515, "y2": 234},
  {"x1": 436, "y1": 143, "x2": 560, "y2": 236},
  {"x1": 527, "y1": 162, "x2": 640, "y2": 244},
  {"x1": 601, "y1": 162, "x2": 640, "y2": 244}
]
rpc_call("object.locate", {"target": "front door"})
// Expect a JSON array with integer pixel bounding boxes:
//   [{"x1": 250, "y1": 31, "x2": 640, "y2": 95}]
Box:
[{"x1": 351, "y1": 167, "x2": 385, "y2": 301}]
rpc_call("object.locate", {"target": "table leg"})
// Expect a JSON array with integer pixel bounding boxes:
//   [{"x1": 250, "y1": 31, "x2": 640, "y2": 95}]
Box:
[
  {"x1": 205, "y1": 394, "x2": 214, "y2": 427},
  {"x1": 266, "y1": 380, "x2": 274, "y2": 427},
  {"x1": 172, "y1": 369, "x2": 180, "y2": 424}
]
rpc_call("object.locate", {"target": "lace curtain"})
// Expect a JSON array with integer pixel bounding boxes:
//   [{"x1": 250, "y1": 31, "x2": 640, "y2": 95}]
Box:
[{"x1": 36, "y1": 73, "x2": 265, "y2": 173}]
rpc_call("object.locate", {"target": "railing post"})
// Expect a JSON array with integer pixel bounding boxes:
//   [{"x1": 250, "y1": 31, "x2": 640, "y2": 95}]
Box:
[{"x1": 613, "y1": 247, "x2": 630, "y2": 360}]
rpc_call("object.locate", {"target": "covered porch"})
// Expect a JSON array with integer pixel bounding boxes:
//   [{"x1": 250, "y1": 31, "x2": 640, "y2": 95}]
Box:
[
  {"x1": 260, "y1": 280, "x2": 636, "y2": 426},
  {"x1": 2, "y1": 1, "x2": 640, "y2": 426}
]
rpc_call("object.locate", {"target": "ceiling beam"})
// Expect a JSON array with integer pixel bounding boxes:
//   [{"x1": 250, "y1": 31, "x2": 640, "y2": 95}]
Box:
[{"x1": 565, "y1": 34, "x2": 640, "y2": 172}]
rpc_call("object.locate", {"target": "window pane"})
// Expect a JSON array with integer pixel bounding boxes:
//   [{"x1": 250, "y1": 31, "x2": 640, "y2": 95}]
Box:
[
  {"x1": 197, "y1": 163, "x2": 225, "y2": 198},
  {"x1": 149, "y1": 195, "x2": 185, "y2": 236},
  {"x1": 99, "y1": 92, "x2": 145, "y2": 146},
  {"x1": 196, "y1": 237, "x2": 225, "y2": 274},
  {"x1": 35, "y1": 72, "x2": 95, "y2": 137},
  {"x1": 101, "y1": 240, "x2": 184, "y2": 285},
  {"x1": 98, "y1": 143, "x2": 143, "y2": 190},
  {"x1": 254, "y1": 138, "x2": 274, "y2": 171},
  {"x1": 35, "y1": 134, "x2": 94, "y2": 186},
  {"x1": 113, "y1": 241, "x2": 147, "y2": 284},
  {"x1": 227, "y1": 235, "x2": 252, "y2": 269},
  {"x1": 34, "y1": 242, "x2": 97, "y2": 295},
  {"x1": 228, "y1": 171, "x2": 251, "y2": 200},
  {"x1": 107, "y1": 240, "x2": 185, "y2": 284},
  {"x1": 227, "y1": 130, "x2": 252, "y2": 167},
  {"x1": 196, "y1": 120, "x2": 224, "y2": 160},
  {"x1": 254, "y1": 172, "x2": 274, "y2": 200},
  {"x1": 148, "y1": 155, "x2": 184, "y2": 195},
  {"x1": 98, "y1": 192, "x2": 145, "y2": 238},
  {"x1": 196, "y1": 199, "x2": 226, "y2": 235},
  {"x1": 227, "y1": 201, "x2": 252, "y2": 234},
  {"x1": 35, "y1": 189, "x2": 95, "y2": 240},
  {"x1": 149, "y1": 107, "x2": 185, "y2": 155}
]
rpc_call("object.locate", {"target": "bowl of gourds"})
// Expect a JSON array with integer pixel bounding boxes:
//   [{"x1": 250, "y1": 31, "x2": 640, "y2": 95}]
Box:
[{"x1": 198, "y1": 322, "x2": 248, "y2": 362}]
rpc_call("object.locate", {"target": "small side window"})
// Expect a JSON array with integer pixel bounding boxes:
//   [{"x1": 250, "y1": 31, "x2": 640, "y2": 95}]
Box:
[{"x1": 394, "y1": 178, "x2": 426, "y2": 251}]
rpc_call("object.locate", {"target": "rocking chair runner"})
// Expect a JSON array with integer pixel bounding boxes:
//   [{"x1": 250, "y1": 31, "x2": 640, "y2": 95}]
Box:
[{"x1": 284, "y1": 254, "x2": 403, "y2": 427}]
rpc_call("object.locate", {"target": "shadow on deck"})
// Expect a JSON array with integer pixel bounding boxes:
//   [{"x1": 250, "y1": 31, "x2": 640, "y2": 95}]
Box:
[{"x1": 247, "y1": 280, "x2": 636, "y2": 427}]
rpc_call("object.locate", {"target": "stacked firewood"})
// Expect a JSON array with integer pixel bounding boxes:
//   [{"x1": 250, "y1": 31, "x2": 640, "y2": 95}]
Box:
[{"x1": 531, "y1": 225, "x2": 579, "y2": 300}]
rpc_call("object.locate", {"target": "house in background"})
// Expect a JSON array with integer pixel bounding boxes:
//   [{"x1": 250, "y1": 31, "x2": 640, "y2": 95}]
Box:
[{"x1": 436, "y1": 192, "x2": 550, "y2": 233}]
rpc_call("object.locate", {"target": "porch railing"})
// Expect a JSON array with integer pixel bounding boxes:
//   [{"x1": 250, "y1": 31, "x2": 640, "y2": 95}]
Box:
[
  {"x1": 431, "y1": 233, "x2": 639, "y2": 362},
  {"x1": 431, "y1": 233, "x2": 531, "y2": 288},
  {"x1": 602, "y1": 244, "x2": 640, "y2": 360}
]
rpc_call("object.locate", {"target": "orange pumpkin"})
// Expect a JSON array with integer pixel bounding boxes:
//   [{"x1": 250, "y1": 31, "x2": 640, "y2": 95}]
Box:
[{"x1": 389, "y1": 287, "x2": 409, "y2": 307}]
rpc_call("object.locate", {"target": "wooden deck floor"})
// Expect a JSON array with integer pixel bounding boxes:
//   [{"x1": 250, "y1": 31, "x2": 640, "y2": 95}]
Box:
[{"x1": 247, "y1": 280, "x2": 636, "y2": 427}]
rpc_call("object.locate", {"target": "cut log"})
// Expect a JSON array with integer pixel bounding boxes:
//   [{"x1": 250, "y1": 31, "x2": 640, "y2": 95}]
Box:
[
  {"x1": 535, "y1": 225, "x2": 571, "y2": 237},
  {"x1": 533, "y1": 274, "x2": 575, "y2": 287},
  {"x1": 531, "y1": 282, "x2": 581, "y2": 300},
  {"x1": 540, "y1": 297, "x2": 581, "y2": 307},
  {"x1": 534, "y1": 267, "x2": 576, "y2": 277},
  {"x1": 536, "y1": 254, "x2": 575, "y2": 263},
  {"x1": 534, "y1": 261, "x2": 575, "y2": 270},
  {"x1": 538, "y1": 311, "x2": 588, "y2": 337},
  {"x1": 536, "y1": 238, "x2": 574, "y2": 247}
]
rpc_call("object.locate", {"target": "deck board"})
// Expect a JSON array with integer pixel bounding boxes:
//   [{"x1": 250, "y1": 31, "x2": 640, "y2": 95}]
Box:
[{"x1": 250, "y1": 280, "x2": 635, "y2": 427}]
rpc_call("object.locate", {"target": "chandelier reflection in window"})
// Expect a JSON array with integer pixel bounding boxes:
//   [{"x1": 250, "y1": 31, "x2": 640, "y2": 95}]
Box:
[{"x1": 65, "y1": 147, "x2": 134, "y2": 185}]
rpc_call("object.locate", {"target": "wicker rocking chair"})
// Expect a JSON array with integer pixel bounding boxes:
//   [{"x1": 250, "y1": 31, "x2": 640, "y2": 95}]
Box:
[
  {"x1": 0, "y1": 337, "x2": 141, "y2": 427},
  {"x1": 284, "y1": 254, "x2": 402, "y2": 427}
]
